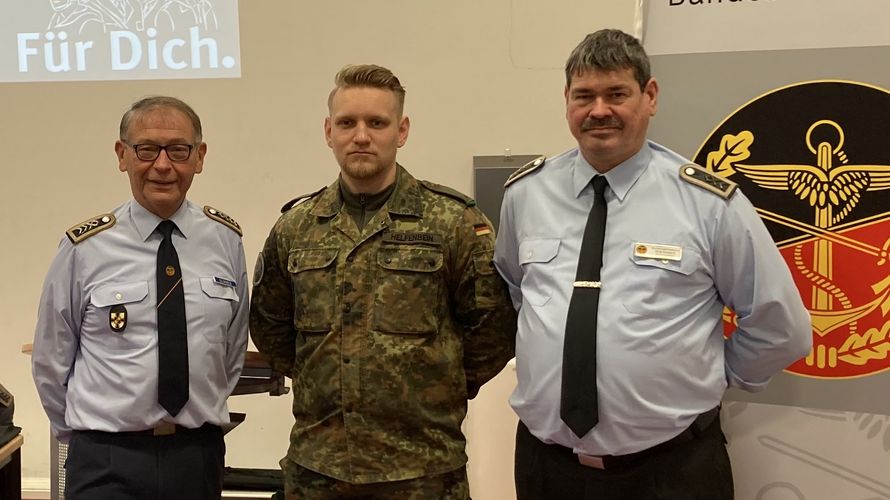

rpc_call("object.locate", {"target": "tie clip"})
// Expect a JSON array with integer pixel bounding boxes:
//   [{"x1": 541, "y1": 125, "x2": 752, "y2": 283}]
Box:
[{"x1": 573, "y1": 281, "x2": 602, "y2": 289}]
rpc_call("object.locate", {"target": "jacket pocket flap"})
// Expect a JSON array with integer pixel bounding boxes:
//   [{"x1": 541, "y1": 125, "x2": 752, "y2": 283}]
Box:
[
  {"x1": 288, "y1": 248, "x2": 339, "y2": 273},
  {"x1": 518, "y1": 238, "x2": 560, "y2": 265},
  {"x1": 378, "y1": 247, "x2": 443, "y2": 273},
  {"x1": 91, "y1": 281, "x2": 149, "y2": 307}
]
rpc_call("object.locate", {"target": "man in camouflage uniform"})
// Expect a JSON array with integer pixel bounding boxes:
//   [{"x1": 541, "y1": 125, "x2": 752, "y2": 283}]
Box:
[{"x1": 249, "y1": 64, "x2": 517, "y2": 499}]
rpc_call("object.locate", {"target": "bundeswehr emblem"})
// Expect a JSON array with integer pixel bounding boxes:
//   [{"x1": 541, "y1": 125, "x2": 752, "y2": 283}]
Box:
[{"x1": 696, "y1": 81, "x2": 890, "y2": 380}]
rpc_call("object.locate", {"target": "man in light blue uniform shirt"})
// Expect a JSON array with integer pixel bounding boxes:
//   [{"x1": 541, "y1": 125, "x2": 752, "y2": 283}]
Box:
[
  {"x1": 494, "y1": 29, "x2": 812, "y2": 499},
  {"x1": 32, "y1": 96, "x2": 249, "y2": 500}
]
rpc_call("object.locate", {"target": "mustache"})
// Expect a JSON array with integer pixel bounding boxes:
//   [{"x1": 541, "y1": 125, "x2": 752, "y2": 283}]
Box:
[{"x1": 581, "y1": 117, "x2": 622, "y2": 131}]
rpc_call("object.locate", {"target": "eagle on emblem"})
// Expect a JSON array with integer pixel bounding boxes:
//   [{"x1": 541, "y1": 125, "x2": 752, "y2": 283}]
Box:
[{"x1": 735, "y1": 158, "x2": 890, "y2": 224}]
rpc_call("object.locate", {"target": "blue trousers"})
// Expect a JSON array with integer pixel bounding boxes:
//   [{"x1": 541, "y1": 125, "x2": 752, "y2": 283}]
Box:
[{"x1": 65, "y1": 424, "x2": 225, "y2": 500}]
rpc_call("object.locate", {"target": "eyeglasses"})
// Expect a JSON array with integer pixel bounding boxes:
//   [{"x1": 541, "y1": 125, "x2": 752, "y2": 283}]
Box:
[{"x1": 124, "y1": 142, "x2": 195, "y2": 162}]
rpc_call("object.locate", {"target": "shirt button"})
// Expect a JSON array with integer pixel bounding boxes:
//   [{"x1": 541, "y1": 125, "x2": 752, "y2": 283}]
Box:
[
  {"x1": 384, "y1": 257, "x2": 392, "y2": 264},
  {"x1": 115, "y1": 293, "x2": 123, "y2": 300},
  {"x1": 347, "y1": 255, "x2": 355, "y2": 263},
  {"x1": 527, "y1": 251, "x2": 534, "y2": 259},
  {"x1": 343, "y1": 357, "x2": 351, "y2": 364},
  {"x1": 343, "y1": 303, "x2": 352, "y2": 313},
  {"x1": 342, "y1": 282, "x2": 353, "y2": 293}
]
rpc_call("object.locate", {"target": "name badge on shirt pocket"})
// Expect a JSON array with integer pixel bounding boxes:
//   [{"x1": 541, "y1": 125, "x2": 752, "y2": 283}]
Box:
[
  {"x1": 213, "y1": 276, "x2": 237, "y2": 288},
  {"x1": 633, "y1": 242, "x2": 683, "y2": 263},
  {"x1": 200, "y1": 277, "x2": 239, "y2": 301}
]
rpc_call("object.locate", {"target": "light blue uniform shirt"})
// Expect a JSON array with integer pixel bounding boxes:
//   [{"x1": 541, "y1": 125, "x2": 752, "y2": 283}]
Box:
[
  {"x1": 32, "y1": 199, "x2": 249, "y2": 442},
  {"x1": 494, "y1": 141, "x2": 812, "y2": 455}
]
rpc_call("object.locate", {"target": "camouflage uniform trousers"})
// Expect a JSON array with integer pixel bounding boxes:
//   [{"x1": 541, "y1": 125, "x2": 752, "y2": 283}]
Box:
[{"x1": 282, "y1": 458, "x2": 469, "y2": 500}]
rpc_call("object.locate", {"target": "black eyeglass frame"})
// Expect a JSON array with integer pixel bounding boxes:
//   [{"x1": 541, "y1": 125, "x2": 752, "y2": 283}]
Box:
[{"x1": 122, "y1": 141, "x2": 197, "y2": 162}]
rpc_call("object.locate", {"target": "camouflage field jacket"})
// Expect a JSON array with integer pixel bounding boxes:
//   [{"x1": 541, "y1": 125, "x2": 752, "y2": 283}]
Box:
[{"x1": 249, "y1": 166, "x2": 517, "y2": 483}]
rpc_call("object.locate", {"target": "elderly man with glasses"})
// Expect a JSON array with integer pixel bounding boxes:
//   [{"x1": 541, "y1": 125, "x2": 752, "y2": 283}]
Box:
[{"x1": 32, "y1": 95, "x2": 249, "y2": 500}]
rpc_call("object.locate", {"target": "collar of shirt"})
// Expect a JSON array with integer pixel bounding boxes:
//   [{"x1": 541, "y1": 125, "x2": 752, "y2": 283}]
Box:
[
  {"x1": 310, "y1": 164, "x2": 424, "y2": 219},
  {"x1": 571, "y1": 142, "x2": 654, "y2": 202},
  {"x1": 339, "y1": 182, "x2": 395, "y2": 212},
  {"x1": 129, "y1": 199, "x2": 194, "y2": 241}
]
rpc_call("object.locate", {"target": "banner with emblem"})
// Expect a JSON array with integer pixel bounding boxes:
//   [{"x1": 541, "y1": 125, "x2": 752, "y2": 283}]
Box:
[
  {"x1": 699, "y1": 81, "x2": 890, "y2": 390},
  {"x1": 642, "y1": 0, "x2": 890, "y2": 416},
  {"x1": 642, "y1": 2, "x2": 890, "y2": 498}
]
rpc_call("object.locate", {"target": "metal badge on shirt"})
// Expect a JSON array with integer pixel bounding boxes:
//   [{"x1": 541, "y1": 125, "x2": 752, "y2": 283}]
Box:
[
  {"x1": 109, "y1": 304, "x2": 127, "y2": 332},
  {"x1": 633, "y1": 242, "x2": 683, "y2": 263}
]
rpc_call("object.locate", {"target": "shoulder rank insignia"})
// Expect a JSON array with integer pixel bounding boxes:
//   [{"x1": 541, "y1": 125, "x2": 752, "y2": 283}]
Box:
[
  {"x1": 281, "y1": 187, "x2": 326, "y2": 213},
  {"x1": 420, "y1": 181, "x2": 476, "y2": 207},
  {"x1": 504, "y1": 156, "x2": 546, "y2": 188},
  {"x1": 204, "y1": 206, "x2": 243, "y2": 236},
  {"x1": 66, "y1": 213, "x2": 116, "y2": 244},
  {"x1": 679, "y1": 164, "x2": 738, "y2": 199}
]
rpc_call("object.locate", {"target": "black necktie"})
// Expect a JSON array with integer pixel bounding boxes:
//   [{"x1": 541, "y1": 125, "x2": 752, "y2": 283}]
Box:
[
  {"x1": 561, "y1": 175, "x2": 608, "y2": 438},
  {"x1": 156, "y1": 220, "x2": 189, "y2": 416}
]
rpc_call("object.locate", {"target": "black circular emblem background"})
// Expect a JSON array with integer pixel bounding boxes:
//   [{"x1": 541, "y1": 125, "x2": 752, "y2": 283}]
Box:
[
  {"x1": 693, "y1": 81, "x2": 890, "y2": 243},
  {"x1": 695, "y1": 81, "x2": 890, "y2": 379}
]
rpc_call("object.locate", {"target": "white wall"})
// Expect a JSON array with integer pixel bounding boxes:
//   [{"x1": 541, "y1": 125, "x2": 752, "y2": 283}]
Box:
[{"x1": 1, "y1": 1, "x2": 634, "y2": 496}]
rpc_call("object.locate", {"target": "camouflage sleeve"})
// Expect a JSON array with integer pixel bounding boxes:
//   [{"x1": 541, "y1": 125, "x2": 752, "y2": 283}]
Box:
[
  {"x1": 450, "y1": 207, "x2": 517, "y2": 399},
  {"x1": 249, "y1": 218, "x2": 297, "y2": 376}
]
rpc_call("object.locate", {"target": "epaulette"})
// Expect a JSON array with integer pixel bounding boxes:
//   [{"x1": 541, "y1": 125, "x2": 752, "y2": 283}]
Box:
[
  {"x1": 679, "y1": 164, "x2": 738, "y2": 199},
  {"x1": 66, "y1": 213, "x2": 116, "y2": 244},
  {"x1": 281, "y1": 187, "x2": 326, "y2": 213},
  {"x1": 504, "y1": 156, "x2": 546, "y2": 187},
  {"x1": 204, "y1": 206, "x2": 243, "y2": 236},
  {"x1": 420, "y1": 180, "x2": 476, "y2": 208}
]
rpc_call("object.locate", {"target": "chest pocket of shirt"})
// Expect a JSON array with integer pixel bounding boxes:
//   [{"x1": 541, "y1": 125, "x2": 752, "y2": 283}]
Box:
[
  {"x1": 623, "y1": 244, "x2": 702, "y2": 318},
  {"x1": 199, "y1": 277, "x2": 239, "y2": 343},
  {"x1": 89, "y1": 281, "x2": 150, "y2": 350},
  {"x1": 373, "y1": 246, "x2": 444, "y2": 335},
  {"x1": 518, "y1": 238, "x2": 560, "y2": 307},
  {"x1": 288, "y1": 248, "x2": 338, "y2": 333}
]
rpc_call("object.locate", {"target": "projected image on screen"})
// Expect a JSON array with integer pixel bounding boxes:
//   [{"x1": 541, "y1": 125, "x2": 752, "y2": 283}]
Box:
[
  {"x1": 48, "y1": 1, "x2": 218, "y2": 34},
  {"x1": 1, "y1": 0, "x2": 240, "y2": 82}
]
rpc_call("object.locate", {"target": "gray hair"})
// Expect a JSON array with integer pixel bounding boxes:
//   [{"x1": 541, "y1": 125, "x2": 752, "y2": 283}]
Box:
[
  {"x1": 119, "y1": 96, "x2": 203, "y2": 143},
  {"x1": 565, "y1": 29, "x2": 651, "y2": 90}
]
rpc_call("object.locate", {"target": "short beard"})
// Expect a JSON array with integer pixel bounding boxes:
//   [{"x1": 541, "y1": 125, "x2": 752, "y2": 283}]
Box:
[{"x1": 342, "y1": 160, "x2": 387, "y2": 181}]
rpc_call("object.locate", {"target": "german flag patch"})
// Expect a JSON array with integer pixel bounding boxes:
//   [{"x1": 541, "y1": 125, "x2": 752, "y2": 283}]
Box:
[{"x1": 474, "y1": 223, "x2": 492, "y2": 236}]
